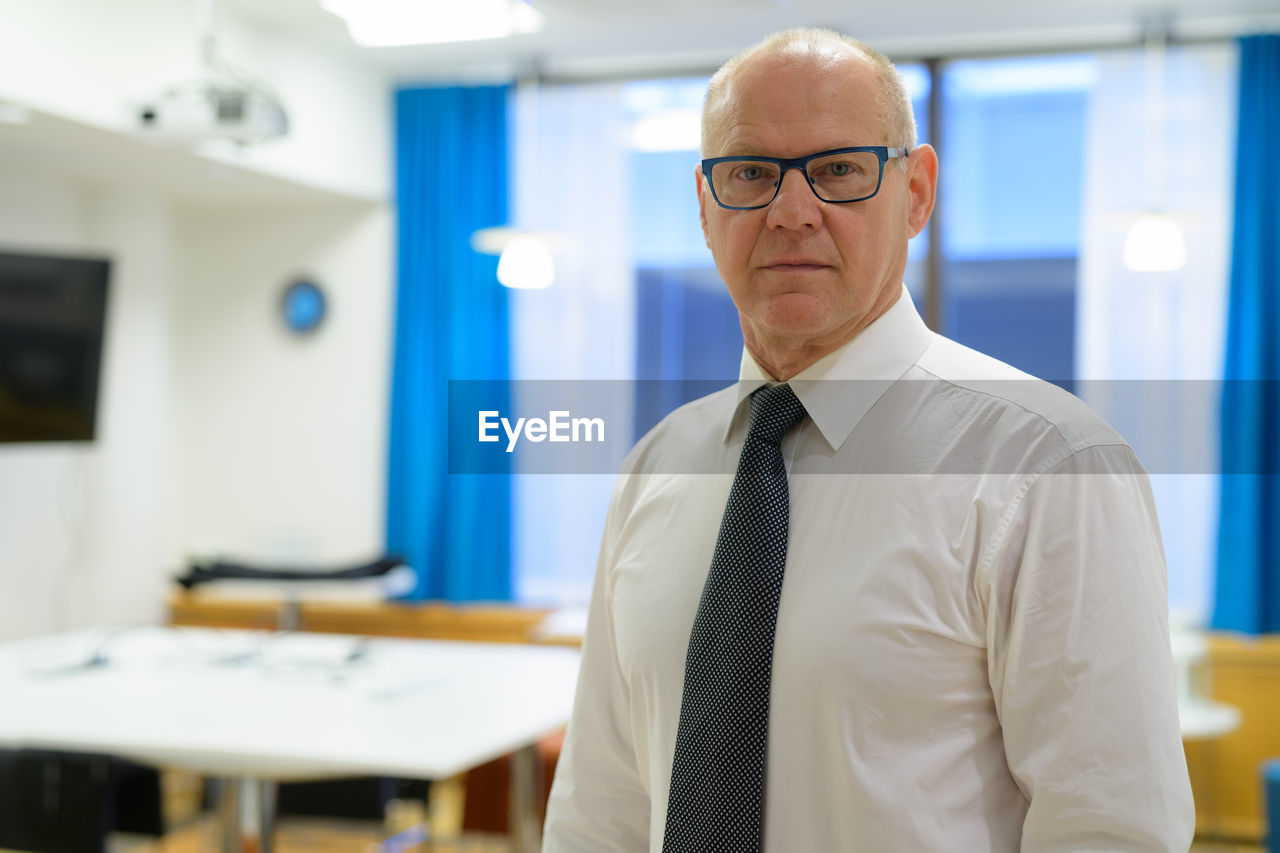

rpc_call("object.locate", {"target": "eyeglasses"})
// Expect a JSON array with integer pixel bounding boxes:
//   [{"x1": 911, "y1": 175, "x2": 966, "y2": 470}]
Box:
[{"x1": 701, "y1": 146, "x2": 910, "y2": 210}]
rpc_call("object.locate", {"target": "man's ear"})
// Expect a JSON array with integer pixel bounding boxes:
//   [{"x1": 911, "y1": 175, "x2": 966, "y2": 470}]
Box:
[
  {"x1": 905, "y1": 144, "x2": 938, "y2": 238},
  {"x1": 696, "y1": 164, "x2": 712, "y2": 248}
]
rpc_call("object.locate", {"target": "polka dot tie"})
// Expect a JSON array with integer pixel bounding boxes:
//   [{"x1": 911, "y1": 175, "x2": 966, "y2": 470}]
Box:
[{"x1": 663, "y1": 383, "x2": 808, "y2": 853}]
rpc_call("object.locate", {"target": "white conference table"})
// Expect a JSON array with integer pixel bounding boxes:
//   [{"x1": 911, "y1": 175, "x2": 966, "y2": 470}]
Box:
[{"x1": 0, "y1": 625, "x2": 581, "y2": 853}]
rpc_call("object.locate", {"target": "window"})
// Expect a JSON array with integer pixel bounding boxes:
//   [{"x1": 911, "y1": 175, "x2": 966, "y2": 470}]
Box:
[{"x1": 939, "y1": 55, "x2": 1096, "y2": 389}]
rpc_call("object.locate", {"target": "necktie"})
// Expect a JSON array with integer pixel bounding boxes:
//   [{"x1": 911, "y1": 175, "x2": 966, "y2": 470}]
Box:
[{"x1": 663, "y1": 382, "x2": 808, "y2": 853}]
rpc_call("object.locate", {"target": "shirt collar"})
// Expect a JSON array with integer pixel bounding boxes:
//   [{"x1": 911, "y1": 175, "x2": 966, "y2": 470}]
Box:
[{"x1": 726, "y1": 286, "x2": 934, "y2": 451}]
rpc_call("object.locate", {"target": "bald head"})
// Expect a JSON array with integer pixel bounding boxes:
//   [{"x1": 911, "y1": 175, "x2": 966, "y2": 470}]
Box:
[{"x1": 700, "y1": 28, "x2": 917, "y2": 158}]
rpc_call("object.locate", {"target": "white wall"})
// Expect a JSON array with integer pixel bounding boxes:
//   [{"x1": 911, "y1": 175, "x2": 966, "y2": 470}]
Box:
[
  {"x1": 0, "y1": 172, "x2": 181, "y2": 638},
  {"x1": 0, "y1": 1, "x2": 395, "y2": 641},
  {"x1": 174, "y1": 206, "x2": 393, "y2": 566},
  {"x1": 0, "y1": 168, "x2": 97, "y2": 639},
  {"x1": 79, "y1": 193, "x2": 182, "y2": 629}
]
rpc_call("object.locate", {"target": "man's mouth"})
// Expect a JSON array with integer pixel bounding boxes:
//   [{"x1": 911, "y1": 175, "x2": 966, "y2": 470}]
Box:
[{"x1": 764, "y1": 259, "x2": 829, "y2": 271}]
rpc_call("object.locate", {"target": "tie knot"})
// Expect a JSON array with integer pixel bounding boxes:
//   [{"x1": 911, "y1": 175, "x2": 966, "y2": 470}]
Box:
[{"x1": 747, "y1": 383, "x2": 807, "y2": 445}]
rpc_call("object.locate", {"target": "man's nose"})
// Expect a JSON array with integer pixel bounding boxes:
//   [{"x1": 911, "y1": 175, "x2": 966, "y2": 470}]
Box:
[{"x1": 766, "y1": 166, "x2": 823, "y2": 230}]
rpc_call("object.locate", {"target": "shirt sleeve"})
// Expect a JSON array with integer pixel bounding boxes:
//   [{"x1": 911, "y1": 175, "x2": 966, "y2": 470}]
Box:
[
  {"x1": 543, "y1": 475, "x2": 651, "y2": 853},
  {"x1": 983, "y1": 444, "x2": 1195, "y2": 852}
]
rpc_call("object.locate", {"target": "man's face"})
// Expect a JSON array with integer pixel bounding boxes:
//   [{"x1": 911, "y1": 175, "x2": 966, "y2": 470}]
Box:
[{"x1": 698, "y1": 53, "x2": 936, "y2": 362}]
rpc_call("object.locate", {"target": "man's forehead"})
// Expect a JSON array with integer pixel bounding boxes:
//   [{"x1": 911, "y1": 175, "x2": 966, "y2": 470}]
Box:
[
  {"x1": 765, "y1": 47, "x2": 874, "y2": 88},
  {"x1": 707, "y1": 53, "x2": 881, "y2": 154}
]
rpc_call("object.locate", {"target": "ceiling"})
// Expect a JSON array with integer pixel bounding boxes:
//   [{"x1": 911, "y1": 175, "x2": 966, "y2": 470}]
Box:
[{"x1": 223, "y1": 0, "x2": 1280, "y2": 82}]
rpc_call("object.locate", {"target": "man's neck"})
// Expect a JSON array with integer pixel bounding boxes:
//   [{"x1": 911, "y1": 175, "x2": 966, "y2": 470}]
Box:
[{"x1": 743, "y1": 338, "x2": 836, "y2": 381}]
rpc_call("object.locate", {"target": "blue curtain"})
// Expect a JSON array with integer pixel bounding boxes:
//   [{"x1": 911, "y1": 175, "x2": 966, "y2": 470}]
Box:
[
  {"x1": 1212, "y1": 36, "x2": 1280, "y2": 634},
  {"x1": 387, "y1": 85, "x2": 512, "y2": 601}
]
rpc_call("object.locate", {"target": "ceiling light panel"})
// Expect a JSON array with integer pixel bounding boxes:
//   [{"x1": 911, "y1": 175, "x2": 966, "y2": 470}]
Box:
[{"x1": 321, "y1": 0, "x2": 544, "y2": 46}]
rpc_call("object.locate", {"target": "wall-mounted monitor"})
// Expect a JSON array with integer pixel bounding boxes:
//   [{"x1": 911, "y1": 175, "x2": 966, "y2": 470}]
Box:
[{"x1": 0, "y1": 250, "x2": 110, "y2": 443}]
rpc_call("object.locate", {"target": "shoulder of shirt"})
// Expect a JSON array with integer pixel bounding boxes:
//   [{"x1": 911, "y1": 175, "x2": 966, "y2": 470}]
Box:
[
  {"x1": 915, "y1": 332, "x2": 1129, "y2": 460},
  {"x1": 616, "y1": 382, "x2": 739, "y2": 477}
]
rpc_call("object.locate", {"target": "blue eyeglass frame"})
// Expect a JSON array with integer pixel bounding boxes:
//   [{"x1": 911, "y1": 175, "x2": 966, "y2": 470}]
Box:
[{"x1": 700, "y1": 145, "x2": 911, "y2": 210}]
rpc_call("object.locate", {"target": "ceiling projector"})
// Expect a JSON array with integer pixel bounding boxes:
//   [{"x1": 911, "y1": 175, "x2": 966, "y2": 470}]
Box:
[{"x1": 136, "y1": 83, "x2": 289, "y2": 145}]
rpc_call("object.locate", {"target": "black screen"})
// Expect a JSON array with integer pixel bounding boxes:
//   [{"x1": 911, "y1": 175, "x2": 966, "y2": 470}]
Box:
[{"x1": 0, "y1": 250, "x2": 110, "y2": 443}]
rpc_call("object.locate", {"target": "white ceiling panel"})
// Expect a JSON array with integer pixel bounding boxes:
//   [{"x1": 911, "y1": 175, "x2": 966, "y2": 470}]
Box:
[{"x1": 220, "y1": 0, "x2": 1280, "y2": 82}]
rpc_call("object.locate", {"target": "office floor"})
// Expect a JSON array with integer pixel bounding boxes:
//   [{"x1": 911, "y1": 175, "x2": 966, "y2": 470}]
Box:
[
  {"x1": 102, "y1": 825, "x2": 1268, "y2": 853},
  {"x1": 110, "y1": 818, "x2": 511, "y2": 853},
  {"x1": 99, "y1": 773, "x2": 512, "y2": 853}
]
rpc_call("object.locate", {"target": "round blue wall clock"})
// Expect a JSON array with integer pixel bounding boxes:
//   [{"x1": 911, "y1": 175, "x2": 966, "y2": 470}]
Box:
[{"x1": 281, "y1": 279, "x2": 326, "y2": 335}]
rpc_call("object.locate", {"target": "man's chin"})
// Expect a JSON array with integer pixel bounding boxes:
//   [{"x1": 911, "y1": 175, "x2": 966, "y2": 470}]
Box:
[{"x1": 755, "y1": 294, "x2": 840, "y2": 332}]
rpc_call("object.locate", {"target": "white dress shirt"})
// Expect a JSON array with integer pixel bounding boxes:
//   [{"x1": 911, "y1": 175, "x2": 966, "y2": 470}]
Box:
[{"x1": 543, "y1": 289, "x2": 1194, "y2": 853}]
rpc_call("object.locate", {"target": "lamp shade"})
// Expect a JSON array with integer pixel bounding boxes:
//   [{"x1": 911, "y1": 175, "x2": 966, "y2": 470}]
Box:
[
  {"x1": 496, "y1": 234, "x2": 555, "y2": 289},
  {"x1": 1122, "y1": 212, "x2": 1187, "y2": 272}
]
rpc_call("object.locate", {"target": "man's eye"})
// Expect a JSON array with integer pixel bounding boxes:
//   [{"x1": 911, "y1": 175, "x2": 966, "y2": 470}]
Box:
[
  {"x1": 736, "y1": 165, "x2": 766, "y2": 181},
  {"x1": 821, "y1": 161, "x2": 856, "y2": 177}
]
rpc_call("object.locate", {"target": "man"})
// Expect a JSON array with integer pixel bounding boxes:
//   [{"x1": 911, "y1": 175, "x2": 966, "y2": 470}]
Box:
[{"x1": 543, "y1": 27, "x2": 1194, "y2": 853}]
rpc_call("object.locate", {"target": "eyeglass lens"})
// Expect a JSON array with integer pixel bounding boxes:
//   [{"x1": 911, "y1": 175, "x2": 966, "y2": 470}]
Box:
[{"x1": 710, "y1": 150, "x2": 883, "y2": 207}]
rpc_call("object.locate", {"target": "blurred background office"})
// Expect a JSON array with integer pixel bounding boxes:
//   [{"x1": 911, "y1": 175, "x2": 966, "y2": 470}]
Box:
[{"x1": 1, "y1": 0, "x2": 1278, "y2": 850}]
